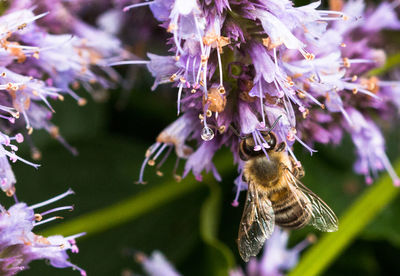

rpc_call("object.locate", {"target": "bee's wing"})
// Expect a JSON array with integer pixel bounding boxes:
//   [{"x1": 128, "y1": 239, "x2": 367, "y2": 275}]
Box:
[
  {"x1": 238, "y1": 181, "x2": 275, "y2": 262},
  {"x1": 284, "y1": 168, "x2": 339, "y2": 232}
]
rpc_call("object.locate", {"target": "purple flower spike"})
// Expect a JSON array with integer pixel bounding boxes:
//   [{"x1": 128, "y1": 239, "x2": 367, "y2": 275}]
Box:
[{"x1": 118, "y1": 0, "x2": 400, "y2": 190}]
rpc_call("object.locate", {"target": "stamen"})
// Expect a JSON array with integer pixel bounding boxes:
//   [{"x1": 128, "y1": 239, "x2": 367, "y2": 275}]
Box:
[
  {"x1": 40, "y1": 205, "x2": 74, "y2": 217},
  {"x1": 177, "y1": 83, "x2": 183, "y2": 115},
  {"x1": 108, "y1": 60, "x2": 150, "y2": 66},
  {"x1": 33, "y1": 216, "x2": 63, "y2": 226},
  {"x1": 123, "y1": 1, "x2": 154, "y2": 12},
  {"x1": 294, "y1": 135, "x2": 317, "y2": 155},
  {"x1": 258, "y1": 82, "x2": 266, "y2": 127},
  {"x1": 137, "y1": 142, "x2": 161, "y2": 184},
  {"x1": 29, "y1": 189, "x2": 74, "y2": 209}
]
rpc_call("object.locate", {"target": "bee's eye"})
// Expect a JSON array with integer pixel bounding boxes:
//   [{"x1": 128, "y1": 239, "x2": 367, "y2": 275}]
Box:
[
  {"x1": 244, "y1": 137, "x2": 255, "y2": 148},
  {"x1": 263, "y1": 133, "x2": 277, "y2": 149}
]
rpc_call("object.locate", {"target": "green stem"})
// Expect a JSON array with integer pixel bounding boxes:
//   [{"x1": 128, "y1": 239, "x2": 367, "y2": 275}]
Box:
[
  {"x1": 368, "y1": 53, "x2": 400, "y2": 76},
  {"x1": 200, "y1": 179, "x2": 235, "y2": 275},
  {"x1": 289, "y1": 160, "x2": 400, "y2": 276}
]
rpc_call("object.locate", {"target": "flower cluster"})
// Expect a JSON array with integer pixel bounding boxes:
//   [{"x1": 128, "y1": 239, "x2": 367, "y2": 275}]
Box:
[
  {"x1": 0, "y1": 190, "x2": 85, "y2": 275},
  {"x1": 118, "y1": 0, "x2": 400, "y2": 193},
  {"x1": 0, "y1": 4, "x2": 126, "y2": 196},
  {"x1": 0, "y1": 2, "x2": 129, "y2": 274}
]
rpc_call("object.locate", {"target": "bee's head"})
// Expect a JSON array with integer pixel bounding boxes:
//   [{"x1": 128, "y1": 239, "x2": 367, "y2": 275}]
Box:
[
  {"x1": 232, "y1": 116, "x2": 282, "y2": 161},
  {"x1": 238, "y1": 131, "x2": 278, "y2": 161}
]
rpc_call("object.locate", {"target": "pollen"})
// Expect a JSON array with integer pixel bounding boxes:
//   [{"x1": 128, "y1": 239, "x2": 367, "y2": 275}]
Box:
[{"x1": 203, "y1": 87, "x2": 226, "y2": 113}]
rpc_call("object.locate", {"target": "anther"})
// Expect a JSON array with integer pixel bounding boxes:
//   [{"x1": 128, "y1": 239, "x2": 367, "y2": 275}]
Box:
[
  {"x1": 147, "y1": 159, "x2": 155, "y2": 166},
  {"x1": 156, "y1": 171, "x2": 163, "y2": 177},
  {"x1": 206, "y1": 110, "x2": 212, "y2": 117},
  {"x1": 34, "y1": 213, "x2": 43, "y2": 221},
  {"x1": 174, "y1": 174, "x2": 182, "y2": 182},
  {"x1": 78, "y1": 98, "x2": 87, "y2": 106},
  {"x1": 170, "y1": 74, "x2": 177, "y2": 82},
  {"x1": 342, "y1": 57, "x2": 350, "y2": 68}
]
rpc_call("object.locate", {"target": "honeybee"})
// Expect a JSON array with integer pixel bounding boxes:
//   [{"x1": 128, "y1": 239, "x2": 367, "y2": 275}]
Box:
[{"x1": 236, "y1": 124, "x2": 338, "y2": 262}]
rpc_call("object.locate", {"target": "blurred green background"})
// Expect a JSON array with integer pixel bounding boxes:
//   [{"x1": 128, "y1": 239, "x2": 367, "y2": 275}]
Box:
[{"x1": 0, "y1": 0, "x2": 399, "y2": 275}]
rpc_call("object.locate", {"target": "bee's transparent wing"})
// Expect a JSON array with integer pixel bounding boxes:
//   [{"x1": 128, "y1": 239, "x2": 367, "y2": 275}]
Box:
[
  {"x1": 284, "y1": 168, "x2": 339, "y2": 232},
  {"x1": 238, "y1": 181, "x2": 275, "y2": 262}
]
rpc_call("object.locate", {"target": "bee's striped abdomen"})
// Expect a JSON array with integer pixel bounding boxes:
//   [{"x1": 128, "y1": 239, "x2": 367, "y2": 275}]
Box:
[{"x1": 272, "y1": 190, "x2": 311, "y2": 229}]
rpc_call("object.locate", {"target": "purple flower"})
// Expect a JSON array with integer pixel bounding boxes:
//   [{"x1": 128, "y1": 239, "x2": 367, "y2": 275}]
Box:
[
  {"x1": 0, "y1": 190, "x2": 85, "y2": 275},
  {"x1": 0, "y1": 4, "x2": 128, "y2": 195},
  {"x1": 230, "y1": 228, "x2": 313, "y2": 276},
  {"x1": 136, "y1": 251, "x2": 181, "y2": 276}
]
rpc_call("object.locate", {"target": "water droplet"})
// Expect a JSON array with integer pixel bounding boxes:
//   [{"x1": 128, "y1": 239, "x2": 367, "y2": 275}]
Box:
[{"x1": 201, "y1": 127, "x2": 214, "y2": 141}]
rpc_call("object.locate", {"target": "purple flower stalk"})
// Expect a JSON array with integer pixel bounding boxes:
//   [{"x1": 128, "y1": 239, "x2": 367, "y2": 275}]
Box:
[
  {"x1": 0, "y1": 189, "x2": 85, "y2": 276},
  {"x1": 117, "y1": 0, "x2": 400, "y2": 192}
]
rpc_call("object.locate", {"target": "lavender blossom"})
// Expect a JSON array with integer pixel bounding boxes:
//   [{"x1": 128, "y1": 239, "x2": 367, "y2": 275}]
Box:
[
  {"x1": 118, "y1": 0, "x2": 400, "y2": 193},
  {"x1": 230, "y1": 228, "x2": 313, "y2": 276},
  {"x1": 0, "y1": 5, "x2": 127, "y2": 195},
  {"x1": 135, "y1": 251, "x2": 181, "y2": 276},
  {"x1": 0, "y1": 190, "x2": 85, "y2": 275}
]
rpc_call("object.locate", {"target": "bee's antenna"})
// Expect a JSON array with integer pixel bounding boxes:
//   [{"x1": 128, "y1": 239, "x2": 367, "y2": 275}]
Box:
[
  {"x1": 229, "y1": 124, "x2": 250, "y2": 140},
  {"x1": 266, "y1": 115, "x2": 282, "y2": 135}
]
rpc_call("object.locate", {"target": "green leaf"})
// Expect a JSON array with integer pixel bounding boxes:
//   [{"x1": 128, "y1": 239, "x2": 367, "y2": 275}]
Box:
[
  {"x1": 200, "y1": 179, "x2": 235, "y2": 275},
  {"x1": 289, "y1": 160, "x2": 400, "y2": 276}
]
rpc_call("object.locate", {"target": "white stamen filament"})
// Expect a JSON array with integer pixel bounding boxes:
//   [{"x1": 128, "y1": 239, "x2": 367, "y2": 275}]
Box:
[
  {"x1": 33, "y1": 216, "x2": 62, "y2": 226},
  {"x1": 40, "y1": 205, "x2": 74, "y2": 217},
  {"x1": 108, "y1": 60, "x2": 150, "y2": 66},
  {"x1": 123, "y1": 1, "x2": 154, "y2": 12},
  {"x1": 29, "y1": 189, "x2": 74, "y2": 209}
]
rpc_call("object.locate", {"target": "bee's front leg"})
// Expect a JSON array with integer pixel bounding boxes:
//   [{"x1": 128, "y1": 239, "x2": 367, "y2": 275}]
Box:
[{"x1": 290, "y1": 156, "x2": 305, "y2": 179}]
